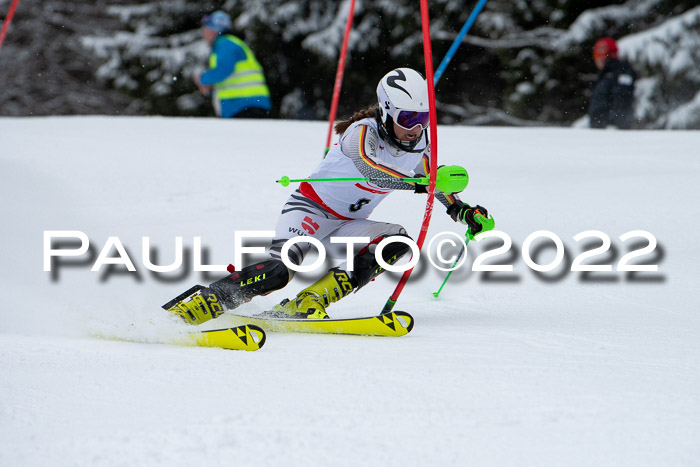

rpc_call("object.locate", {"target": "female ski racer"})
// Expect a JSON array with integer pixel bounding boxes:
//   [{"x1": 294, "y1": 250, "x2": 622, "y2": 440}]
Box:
[{"x1": 166, "y1": 68, "x2": 494, "y2": 323}]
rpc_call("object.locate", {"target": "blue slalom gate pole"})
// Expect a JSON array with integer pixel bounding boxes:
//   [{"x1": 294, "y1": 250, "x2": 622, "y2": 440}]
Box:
[
  {"x1": 431, "y1": 0, "x2": 488, "y2": 298},
  {"x1": 433, "y1": 0, "x2": 489, "y2": 84}
]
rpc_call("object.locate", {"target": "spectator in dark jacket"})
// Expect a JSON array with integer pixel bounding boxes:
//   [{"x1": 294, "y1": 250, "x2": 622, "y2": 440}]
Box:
[{"x1": 588, "y1": 38, "x2": 637, "y2": 129}]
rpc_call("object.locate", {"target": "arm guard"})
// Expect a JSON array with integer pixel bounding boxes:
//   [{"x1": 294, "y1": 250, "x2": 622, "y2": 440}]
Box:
[{"x1": 341, "y1": 124, "x2": 422, "y2": 190}]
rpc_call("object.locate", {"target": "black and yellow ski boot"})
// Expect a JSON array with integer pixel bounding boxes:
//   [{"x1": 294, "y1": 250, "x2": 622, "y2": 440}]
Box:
[
  {"x1": 163, "y1": 259, "x2": 291, "y2": 325},
  {"x1": 272, "y1": 267, "x2": 356, "y2": 319},
  {"x1": 163, "y1": 285, "x2": 224, "y2": 325}
]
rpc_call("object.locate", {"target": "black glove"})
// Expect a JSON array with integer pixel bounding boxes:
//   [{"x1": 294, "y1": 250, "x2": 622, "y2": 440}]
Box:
[
  {"x1": 447, "y1": 201, "x2": 489, "y2": 235},
  {"x1": 414, "y1": 183, "x2": 428, "y2": 194}
]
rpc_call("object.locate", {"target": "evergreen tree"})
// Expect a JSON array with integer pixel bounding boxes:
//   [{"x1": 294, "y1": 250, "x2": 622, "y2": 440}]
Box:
[{"x1": 0, "y1": 0, "x2": 697, "y2": 128}]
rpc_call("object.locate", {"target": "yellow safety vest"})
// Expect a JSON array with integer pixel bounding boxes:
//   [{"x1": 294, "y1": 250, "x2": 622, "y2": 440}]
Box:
[{"x1": 209, "y1": 35, "x2": 270, "y2": 101}]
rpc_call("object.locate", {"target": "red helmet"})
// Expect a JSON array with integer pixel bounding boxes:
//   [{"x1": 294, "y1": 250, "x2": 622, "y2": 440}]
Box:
[{"x1": 593, "y1": 38, "x2": 619, "y2": 59}]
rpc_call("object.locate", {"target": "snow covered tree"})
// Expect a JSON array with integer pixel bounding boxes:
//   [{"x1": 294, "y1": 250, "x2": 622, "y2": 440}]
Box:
[{"x1": 0, "y1": 0, "x2": 698, "y2": 128}]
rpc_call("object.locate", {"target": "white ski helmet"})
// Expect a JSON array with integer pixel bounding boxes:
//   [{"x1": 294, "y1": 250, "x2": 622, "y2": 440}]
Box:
[{"x1": 376, "y1": 68, "x2": 430, "y2": 151}]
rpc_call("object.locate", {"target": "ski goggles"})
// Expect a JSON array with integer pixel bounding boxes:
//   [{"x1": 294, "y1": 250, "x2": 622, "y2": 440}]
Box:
[{"x1": 394, "y1": 109, "x2": 430, "y2": 131}]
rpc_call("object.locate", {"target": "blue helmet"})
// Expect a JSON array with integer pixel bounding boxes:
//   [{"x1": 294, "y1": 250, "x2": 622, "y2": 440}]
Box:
[{"x1": 202, "y1": 11, "x2": 232, "y2": 33}]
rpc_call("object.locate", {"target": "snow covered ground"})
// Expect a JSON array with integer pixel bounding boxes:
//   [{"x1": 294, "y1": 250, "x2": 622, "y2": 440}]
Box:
[{"x1": 1, "y1": 116, "x2": 699, "y2": 466}]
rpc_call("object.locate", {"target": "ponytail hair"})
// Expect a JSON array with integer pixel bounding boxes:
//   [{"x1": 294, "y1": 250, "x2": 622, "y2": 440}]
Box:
[{"x1": 334, "y1": 105, "x2": 379, "y2": 134}]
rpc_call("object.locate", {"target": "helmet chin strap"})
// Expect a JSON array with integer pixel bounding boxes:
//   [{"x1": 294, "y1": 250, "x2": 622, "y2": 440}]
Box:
[{"x1": 374, "y1": 109, "x2": 429, "y2": 154}]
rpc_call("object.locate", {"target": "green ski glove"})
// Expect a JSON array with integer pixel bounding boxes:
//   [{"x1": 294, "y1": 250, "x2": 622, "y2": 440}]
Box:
[
  {"x1": 447, "y1": 202, "x2": 495, "y2": 239},
  {"x1": 414, "y1": 165, "x2": 470, "y2": 194}
]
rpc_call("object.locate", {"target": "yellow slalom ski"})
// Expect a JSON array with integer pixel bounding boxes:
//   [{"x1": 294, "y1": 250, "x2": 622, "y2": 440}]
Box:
[
  {"x1": 94, "y1": 324, "x2": 266, "y2": 351},
  {"x1": 213, "y1": 311, "x2": 414, "y2": 337},
  {"x1": 183, "y1": 325, "x2": 267, "y2": 351}
]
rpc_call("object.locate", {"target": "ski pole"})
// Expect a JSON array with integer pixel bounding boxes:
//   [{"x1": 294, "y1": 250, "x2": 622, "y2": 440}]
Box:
[
  {"x1": 434, "y1": 0, "x2": 489, "y2": 84},
  {"x1": 433, "y1": 232, "x2": 470, "y2": 298},
  {"x1": 277, "y1": 166, "x2": 468, "y2": 192},
  {"x1": 276, "y1": 175, "x2": 426, "y2": 186}
]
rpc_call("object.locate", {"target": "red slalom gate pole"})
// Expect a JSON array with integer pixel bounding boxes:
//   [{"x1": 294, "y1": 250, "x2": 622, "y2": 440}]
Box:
[
  {"x1": 0, "y1": 0, "x2": 21, "y2": 52},
  {"x1": 380, "y1": 0, "x2": 438, "y2": 315},
  {"x1": 323, "y1": 0, "x2": 357, "y2": 156}
]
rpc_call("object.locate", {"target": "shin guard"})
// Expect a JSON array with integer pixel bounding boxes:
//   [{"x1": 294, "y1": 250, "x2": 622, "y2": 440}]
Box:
[{"x1": 352, "y1": 233, "x2": 413, "y2": 289}]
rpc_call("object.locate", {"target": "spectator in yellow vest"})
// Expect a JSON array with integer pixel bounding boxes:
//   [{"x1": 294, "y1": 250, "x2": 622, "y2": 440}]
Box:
[{"x1": 195, "y1": 11, "x2": 271, "y2": 118}]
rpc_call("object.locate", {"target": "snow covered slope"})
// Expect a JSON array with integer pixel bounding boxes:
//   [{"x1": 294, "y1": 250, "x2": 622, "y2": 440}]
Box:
[{"x1": 1, "y1": 117, "x2": 699, "y2": 466}]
